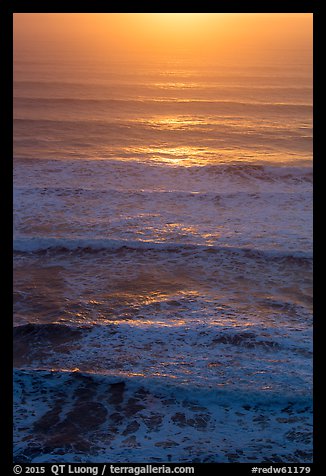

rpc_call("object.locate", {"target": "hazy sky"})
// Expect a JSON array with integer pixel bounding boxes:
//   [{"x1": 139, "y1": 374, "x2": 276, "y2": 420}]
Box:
[{"x1": 14, "y1": 13, "x2": 313, "y2": 66}]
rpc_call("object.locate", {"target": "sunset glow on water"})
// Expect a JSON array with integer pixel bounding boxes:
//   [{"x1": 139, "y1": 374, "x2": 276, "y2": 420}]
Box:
[{"x1": 13, "y1": 13, "x2": 312, "y2": 463}]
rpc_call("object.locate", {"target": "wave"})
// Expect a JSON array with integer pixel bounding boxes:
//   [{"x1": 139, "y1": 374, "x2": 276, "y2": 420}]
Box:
[
  {"x1": 13, "y1": 117, "x2": 312, "y2": 155},
  {"x1": 13, "y1": 322, "x2": 311, "y2": 357},
  {"x1": 13, "y1": 237, "x2": 312, "y2": 261},
  {"x1": 14, "y1": 322, "x2": 93, "y2": 340},
  {"x1": 14, "y1": 96, "x2": 312, "y2": 114},
  {"x1": 13, "y1": 323, "x2": 93, "y2": 366},
  {"x1": 14, "y1": 186, "x2": 311, "y2": 201},
  {"x1": 13, "y1": 79, "x2": 313, "y2": 91},
  {"x1": 14, "y1": 367, "x2": 311, "y2": 408},
  {"x1": 196, "y1": 163, "x2": 312, "y2": 181},
  {"x1": 13, "y1": 156, "x2": 312, "y2": 180}
]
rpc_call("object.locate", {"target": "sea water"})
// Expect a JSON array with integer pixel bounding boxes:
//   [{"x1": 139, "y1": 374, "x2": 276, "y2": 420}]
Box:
[{"x1": 13, "y1": 55, "x2": 312, "y2": 462}]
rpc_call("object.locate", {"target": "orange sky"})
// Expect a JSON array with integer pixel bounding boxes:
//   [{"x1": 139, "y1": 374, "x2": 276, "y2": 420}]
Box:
[{"x1": 14, "y1": 13, "x2": 312, "y2": 66}]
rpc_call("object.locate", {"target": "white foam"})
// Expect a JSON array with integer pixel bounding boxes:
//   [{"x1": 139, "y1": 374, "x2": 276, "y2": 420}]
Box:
[{"x1": 14, "y1": 158, "x2": 312, "y2": 254}]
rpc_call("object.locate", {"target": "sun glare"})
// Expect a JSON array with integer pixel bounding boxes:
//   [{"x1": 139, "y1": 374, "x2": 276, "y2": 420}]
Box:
[
  {"x1": 14, "y1": 13, "x2": 312, "y2": 65},
  {"x1": 140, "y1": 13, "x2": 214, "y2": 43},
  {"x1": 148, "y1": 13, "x2": 208, "y2": 28}
]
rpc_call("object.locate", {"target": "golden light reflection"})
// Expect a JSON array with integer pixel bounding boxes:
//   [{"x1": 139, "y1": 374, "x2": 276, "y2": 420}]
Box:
[
  {"x1": 136, "y1": 146, "x2": 207, "y2": 165},
  {"x1": 153, "y1": 82, "x2": 200, "y2": 89},
  {"x1": 48, "y1": 367, "x2": 80, "y2": 373},
  {"x1": 161, "y1": 223, "x2": 199, "y2": 238},
  {"x1": 47, "y1": 368, "x2": 178, "y2": 380},
  {"x1": 149, "y1": 117, "x2": 205, "y2": 130},
  {"x1": 117, "y1": 145, "x2": 303, "y2": 166},
  {"x1": 115, "y1": 370, "x2": 178, "y2": 379},
  {"x1": 101, "y1": 319, "x2": 188, "y2": 327}
]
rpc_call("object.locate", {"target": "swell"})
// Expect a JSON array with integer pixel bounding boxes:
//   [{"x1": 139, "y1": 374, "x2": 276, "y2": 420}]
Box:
[
  {"x1": 13, "y1": 79, "x2": 313, "y2": 92},
  {"x1": 13, "y1": 118, "x2": 312, "y2": 153},
  {"x1": 14, "y1": 96, "x2": 312, "y2": 114},
  {"x1": 13, "y1": 237, "x2": 313, "y2": 263}
]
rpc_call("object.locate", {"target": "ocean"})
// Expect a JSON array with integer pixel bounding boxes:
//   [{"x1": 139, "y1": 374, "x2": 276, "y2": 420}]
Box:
[{"x1": 13, "y1": 55, "x2": 313, "y2": 463}]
